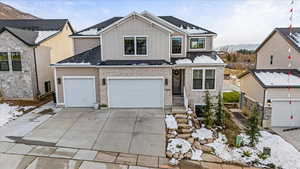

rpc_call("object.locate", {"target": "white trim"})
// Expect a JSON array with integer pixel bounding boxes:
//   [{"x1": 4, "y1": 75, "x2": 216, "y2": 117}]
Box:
[
  {"x1": 168, "y1": 33, "x2": 171, "y2": 60},
  {"x1": 123, "y1": 35, "x2": 148, "y2": 56},
  {"x1": 171, "y1": 35, "x2": 183, "y2": 55},
  {"x1": 184, "y1": 34, "x2": 187, "y2": 57},
  {"x1": 188, "y1": 37, "x2": 206, "y2": 51},
  {"x1": 106, "y1": 76, "x2": 165, "y2": 108},
  {"x1": 99, "y1": 12, "x2": 174, "y2": 35},
  {"x1": 62, "y1": 76, "x2": 97, "y2": 107},
  {"x1": 192, "y1": 67, "x2": 217, "y2": 92},
  {"x1": 100, "y1": 34, "x2": 103, "y2": 61}
]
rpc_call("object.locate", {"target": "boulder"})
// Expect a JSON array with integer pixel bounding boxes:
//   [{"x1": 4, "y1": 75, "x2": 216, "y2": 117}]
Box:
[
  {"x1": 197, "y1": 145, "x2": 214, "y2": 153},
  {"x1": 187, "y1": 137, "x2": 195, "y2": 144},
  {"x1": 177, "y1": 134, "x2": 191, "y2": 139},
  {"x1": 166, "y1": 151, "x2": 173, "y2": 158},
  {"x1": 167, "y1": 134, "x2": 176, "y2": 139},
  {"x1": 185, "y1": 152, "x2": 193, "y2": 158},
  {"x1": 173, "y1": 153, "x2": 180, "y2": 159},
  {"x1": 193, "y1": 141, "x2": 202, "y2": 149},
  {"x1": 176, "y1": 119, "x2": 188, "y2": 124},
  {"x1": 201, "y1": 153, "x2": 223, "y2": 163}
]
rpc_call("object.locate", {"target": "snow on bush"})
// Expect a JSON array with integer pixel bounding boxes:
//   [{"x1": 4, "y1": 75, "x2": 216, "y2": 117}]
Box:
[
  {"x1": 0, "y1": 103, "x2": 24, "y2": 126},
  {"x1": 165, "y1": 115, "x2": 178, "y2": 129},
  {"x1": 167, "y1": 138, "x2": 191, "y2": 154},
  {"x1": 192, "y1": 127, "x2": 213, "y2": 140},
  {"x1": 206, "y1": 131, "x2": 300, "y2": 169}
]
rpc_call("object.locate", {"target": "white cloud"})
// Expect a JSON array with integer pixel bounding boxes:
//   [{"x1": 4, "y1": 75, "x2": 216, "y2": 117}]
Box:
[{"x1": 213, "y1": 0, "x2": 300, "y2": 47}]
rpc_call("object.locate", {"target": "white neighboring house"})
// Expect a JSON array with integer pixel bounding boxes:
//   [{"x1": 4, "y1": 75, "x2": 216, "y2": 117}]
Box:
[
  {"x1": 240, "y1": 27, "x2": 300, "y2": 128},
  {"x1": 51, "y1": 11, "x2": 225, "y2": 115}
]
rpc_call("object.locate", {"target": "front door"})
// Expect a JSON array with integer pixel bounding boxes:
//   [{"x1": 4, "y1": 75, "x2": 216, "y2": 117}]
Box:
[{"x1": 172, "y1": 69, "x2": 182, "y2": 95}]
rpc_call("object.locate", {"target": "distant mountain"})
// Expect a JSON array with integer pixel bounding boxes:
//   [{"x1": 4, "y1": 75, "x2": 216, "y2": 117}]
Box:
[
  {"x1": 216, "y1": 44, "x2": 259, "y2": 52},
  {"x1": 0, "y1": 2, "x2": 38, "y2": 19}
]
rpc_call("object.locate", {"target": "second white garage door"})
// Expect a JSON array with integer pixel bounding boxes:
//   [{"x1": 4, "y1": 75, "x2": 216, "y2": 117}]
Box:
[
  {"x1": 108, "y1": 78, "x2": 164, "y2": 108},
  {"x1": 272, "y1": 100, "x2": 300, "y2": 127}
]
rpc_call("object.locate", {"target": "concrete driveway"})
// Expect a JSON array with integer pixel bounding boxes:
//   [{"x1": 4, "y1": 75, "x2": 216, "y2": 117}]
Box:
[
  {"x1": 22, "y1": 108, "x2": 166, "y2": 156},
  {"x1": 272, "y1": 127, "x2": 300, "y2": 151}
]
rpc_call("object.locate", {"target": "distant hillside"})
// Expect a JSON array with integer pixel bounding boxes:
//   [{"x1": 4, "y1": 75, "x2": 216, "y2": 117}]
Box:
[
  {"x1": 0, "y1": 2, "x2": 38, "y2": 19},
  {"x1": 216, "y1": 44, "x2": 259, "y2": 52}
]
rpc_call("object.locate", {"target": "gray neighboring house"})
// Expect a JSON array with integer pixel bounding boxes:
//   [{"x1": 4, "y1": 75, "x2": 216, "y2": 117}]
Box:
[
  {"x1": 52, "y1": 11, "x2": 225, "y2": 114},
  {"x1": 0, "y1": 19, "x2": 74, "y2": 100},
  {"x1": 240, "y1": 27, "x2": 300, "y2": 128}
]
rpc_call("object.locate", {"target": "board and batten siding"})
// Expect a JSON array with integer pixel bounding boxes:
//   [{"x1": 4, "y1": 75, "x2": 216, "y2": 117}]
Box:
[
  {"x1": 101, "y1": 16, "x2": 170, "y2": 61},
  {"x1": 73, "y1": 38, "x2": 100, "y2": 55},
  {"x1": 240, "y1": 73, "x2": 265, "y2": 104},
  {"x1": 256, "y1": 31, "x2": 300, "y2": 69},
  {"x1": 55, "y1": 67, "x2": 100, "y2": 104}
]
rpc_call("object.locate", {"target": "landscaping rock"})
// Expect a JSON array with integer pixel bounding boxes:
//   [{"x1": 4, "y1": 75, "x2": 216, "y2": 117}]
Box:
[
  {"x1": 197, "y1": 145, "x2": 214, "y2": 153},
  {"x1": 177, "y1": 134, "x2": 191, "y2": 139},
  {"x1": 206, "y1": 138, "x2": 214, "y2": 144},
  {"x1": 176, "y1": 119, "x2": 188, "y2": 124},
  {"x1": 199, "y1": 140, "x2": 208, "y2": 145},
  {"x1": 178, "y1": 123, "x2": 191, "y2": 129},
  {"x1": 201, "y1": 153, "x2": 222, "y2": 163},
  {"x1": 179, "y1": 153, "x2": 184, "y2": 160},
  {"x1": 173, "y1": 153, "x2": 180, "y2": 159},
  {"x1": 166, "y1": 151, "x2": 173, "y2": 158},
  {"x1": 185, "y1": 152, "x2": 192, "y2": 159},
  {"x1": 178, "y1": 128, "x2": 192, "y2": 134},
  {"x1": 193, "y1": 141, "x2": 202, "y2": 149},
  {"x1": 187, "y1": 137, "x2": 194, "y2": 144},
  {"x1": 167, "y1": 134, "x2": 176, "y2": 139},
  {"x1": 175, "y1": 114, "x2": 188, "y2": 119}
]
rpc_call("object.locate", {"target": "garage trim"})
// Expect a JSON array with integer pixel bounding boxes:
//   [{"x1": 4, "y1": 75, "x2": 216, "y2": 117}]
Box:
[
  {"x1": 107, "y1": 76, "x2": 165, "y2": 108},
  {"x1": 63, "y1": 76, "x2": 96, "y2": 107}
]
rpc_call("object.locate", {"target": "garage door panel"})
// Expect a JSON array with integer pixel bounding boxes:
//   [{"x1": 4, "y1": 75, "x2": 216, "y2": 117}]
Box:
[
  {"x1": 108, "y1": 79, "x2": 163, "y2": 108},
  {"x1": 64, "y1": 77, "x2": 96, "y2": 107},
  {"x1": 272, "y1": 101, "x2": 300, "y2": 127}
]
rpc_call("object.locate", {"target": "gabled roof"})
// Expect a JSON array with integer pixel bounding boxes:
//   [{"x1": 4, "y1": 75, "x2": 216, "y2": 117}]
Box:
[
  {"x1": 239, "y1": 69, "x2": 300, "y2": 88},
  {"x1": 256, "y1": 27, "x2": 300, "y2": 53},
  {"x1": 0, "y1": 19, "x2": 73, "y2": 46},
  {"x1": 58, "y1": 46, "x2": 101, "y2": 65},
  {"x1": 72, "y1": 12, "x2": 216, "y2": 37}
]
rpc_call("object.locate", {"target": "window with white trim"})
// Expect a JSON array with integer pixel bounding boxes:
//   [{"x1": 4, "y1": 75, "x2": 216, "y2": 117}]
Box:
[
  {"x1": 0, "y1": 52, "x2": 9, "y2": 71},
  {"x1": 190, "y1": 37, "x2": 205, "y2": 49},
  {"x1": 171, "y1": 37, "x2": 182, "y2": 54},
  {"x1": 124, "y1": 36, "x2": 147, "y2": 55},
  {"x1": 193, "y1": 69, "x2": 215, "y2": 90}
]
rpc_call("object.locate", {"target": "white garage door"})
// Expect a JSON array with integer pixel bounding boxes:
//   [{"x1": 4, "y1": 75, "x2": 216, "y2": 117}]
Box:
[
  {"x1": 64, "y1": 77, "x2": 96, "y2": 107},
  {"x1": 108, "y1": 78, "x2": 164, "y2": 108},
  {"x1": 272, "y1": 100, "x2": 300, "y2": 127}
]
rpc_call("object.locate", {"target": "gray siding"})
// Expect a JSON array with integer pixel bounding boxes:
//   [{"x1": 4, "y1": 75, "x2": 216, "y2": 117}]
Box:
[
  {"x1": 73, "y1": 38, "x2": 100, "y2": 55},
  {"x1": 0, "y1": 31, "x2": 36, "y2": 99},
  {"x1": 102, "y1": 15, "x2": 170, "y2": 61}
]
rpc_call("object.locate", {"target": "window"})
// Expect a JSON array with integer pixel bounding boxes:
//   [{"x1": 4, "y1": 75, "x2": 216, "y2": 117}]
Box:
[
  {"x1": 124, "y1": 36, "x2": 147, "y2": 56},
  {"x1": 193, "y1": 70, "x2": 203, "y2": 89},
  {"x1": 195, "y1": 105, "x2": 205, "y2": 118},
  {"x1": 0, "y1": 52, "x2": 9, "y2": 71},
  {"x1": 205, "y1": 69, "x2": 215, "y2": 89},
  {"x1": 270, "y1": 55, "x2": 273, "y2": 65},
  {"x1": 11, "y1": 52, "x2": 22, "y2": 71},
  {"x1": 172, "y1": 37, "x2": 182, "y2": 54},
  {"x1": 190, "y1": 37, "x2": 205, "y2": 49},
  {"x1": 44, "y1": 81, "x2": 51, "y2": 93},
  {"x1": 193, "y1": 69, "x2": 215, "y2": 90}
]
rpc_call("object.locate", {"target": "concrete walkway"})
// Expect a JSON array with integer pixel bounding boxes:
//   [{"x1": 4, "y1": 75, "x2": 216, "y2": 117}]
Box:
[
  {"x1": 272, "y1": 127, "x2": 300, "y2": 151},
  {"x1": 2, "y1": 108, "x2": 166, "y2": 157}
]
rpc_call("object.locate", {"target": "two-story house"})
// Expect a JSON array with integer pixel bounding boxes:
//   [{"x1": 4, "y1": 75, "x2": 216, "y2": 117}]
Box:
[
  {"x1": 240, "y1": 27, "x2": 300, "y2": 127},
  {"x1": 0, "y1": 19, "x2": 74, "y2": 100},
  {"x1": 52, "y1": 11, "x2": 225, "y2": 114}
]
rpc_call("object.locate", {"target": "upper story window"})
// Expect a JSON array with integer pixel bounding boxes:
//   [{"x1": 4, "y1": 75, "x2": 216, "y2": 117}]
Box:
[
  {"x1": 11, "y1": 52, "x2": 22, "y2": 71},
  {"x1": 270, "y1": 55, "x2": 273, "y2": 65},
  {"x1": 193, "y1": 69, "x2": 215, "y2": 90},
  {"x1": 190, "y1": 37, "x2": 205, "y2": 50},
  {"x1": 124, "y1": 36, "x2": 147, "y2": 56},
  {"x1": 172, "y1": 37, "x2": 182, "y2": 54},
  {"x1": 0, "y1": 52, "x2": 9, "y2": 71}
]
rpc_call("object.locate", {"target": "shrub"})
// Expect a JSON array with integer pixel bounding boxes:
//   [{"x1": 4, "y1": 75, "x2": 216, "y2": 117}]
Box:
[
  {"x1": 223, "y1": 91, "x2": 240, "y2": 103},
  {"x1": 242, "y1": 151, "x2": 252, "y2": 157},
  {"x1": 203, "y1": 91, "x2": 214, "y2": 128},
  {"x1": 215, "y1": 92, "x2": 225, "y2": 127},
  {"x1": 246, "y1": 106, "x2": 261, "y2": 147},
  {"x1": 100, "y1": 104, "x2": 108, "y2": 107}
]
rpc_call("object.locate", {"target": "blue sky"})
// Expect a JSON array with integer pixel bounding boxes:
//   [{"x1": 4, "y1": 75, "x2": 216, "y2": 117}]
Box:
[{"x1": 2, "y1": 0, "x2": 299, "y2": 47}]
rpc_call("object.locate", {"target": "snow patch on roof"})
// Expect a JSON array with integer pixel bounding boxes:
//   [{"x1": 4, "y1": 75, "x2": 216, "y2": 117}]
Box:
[
  {"x1": 176, "y1": 55, "x2": 224, "y2": 65},
  {"x1": 291, "y1": 32, "x2": 300, "y2": 47},
  {"x1": 35, "y1": 31, "x2": 58, "y2": 43},
  {"x1": 179, "y1": 25, "x2": 208, "y2": 34},
  {"x1": 255, "y1": 71, "x2": 300, "y2": 86},
  {"x1": 78, "y1": 28, "x2": 100, "y2": 35},
  {"x1": 57, "y1": 62, "x2": 91, "y2": 65}
]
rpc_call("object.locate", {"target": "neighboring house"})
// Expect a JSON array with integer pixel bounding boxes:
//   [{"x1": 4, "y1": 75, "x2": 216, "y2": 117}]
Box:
[
  {"x1": 240, "y1": 27, "x2": 300, "y2": 128},
  {"x1": 52, "y1": 11, "x2": 225, "y2": 114},
  {"x1": 0, "y1": 19, "x2": 74, "y2": 100}
]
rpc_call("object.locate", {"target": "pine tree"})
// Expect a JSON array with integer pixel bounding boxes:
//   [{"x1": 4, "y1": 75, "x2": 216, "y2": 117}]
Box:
[
  {"x1": 215, "y1": 92, "x2": 225, "y2": 127},
  {"x1": 246, "y1": 106, "x2": 261, "y2": 147},
  {"x1": 203, "y1": 91, "x2": 214, "y2": 128}
]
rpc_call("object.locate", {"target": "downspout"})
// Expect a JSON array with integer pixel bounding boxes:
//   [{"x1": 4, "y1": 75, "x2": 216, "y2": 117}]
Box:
[
  {"x1": 261, "y1": 88, "x2": 266, "y2": 127},
  {"x1": 33, "y1": 47, "x2": 40, "y2": 97}
]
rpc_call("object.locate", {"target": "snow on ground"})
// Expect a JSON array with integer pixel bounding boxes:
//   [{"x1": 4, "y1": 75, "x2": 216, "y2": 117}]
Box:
[
  {"x1": 167, "y1": 138, "x2": 191, "y2": 154},
  {"x1": 255, "y1": 71, "x2": 300, "y2": 86},
  {"x1": 0, "y1": 103, "x2": 33, "y2": 127},
  {"x1": 191, "y1": 149, "x2": 203, "y2": 161},
  {"x1": 0, "y1": 101, "x2": 60, "y2": 127},
  {"x1": 206, "y1": 131, "x2": 300, "y2": 169},
  {"x1": 165, "y1": 115, "x2": 178, "y2": 129},
  {"x1": 192, "y1": 127, "x2": 213, "y2": 140}
]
